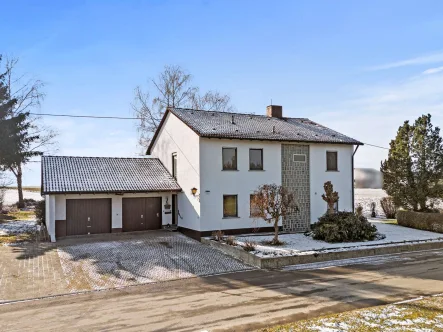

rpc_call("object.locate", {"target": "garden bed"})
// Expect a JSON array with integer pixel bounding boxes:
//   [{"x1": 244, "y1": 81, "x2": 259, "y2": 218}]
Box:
[{"x1": 203, "y1": 221, "x2": 443, "y2": 268}]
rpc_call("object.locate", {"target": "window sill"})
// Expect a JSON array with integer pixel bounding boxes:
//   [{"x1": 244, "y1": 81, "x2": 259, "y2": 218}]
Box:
[
  {"x1": 249, "y1": 169, "x2": 265, "y2": 172},
  {"x1": 222, "y1": 169, "x2": 239, "y2": 171},
  {"x1": 222, "y1": 216, "x2": 240, "y2": 219},
  {"x1": 326, "y1": 170, "x2": 339, "y2": 172}
]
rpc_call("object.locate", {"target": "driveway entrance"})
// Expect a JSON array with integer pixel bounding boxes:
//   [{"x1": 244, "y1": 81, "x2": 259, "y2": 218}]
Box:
[{"x1": 56, "y1": 231, "x2": 253, "y2": 292}]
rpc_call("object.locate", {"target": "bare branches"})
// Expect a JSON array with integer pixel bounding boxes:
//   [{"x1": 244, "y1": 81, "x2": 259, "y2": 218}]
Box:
[
  {"x1": 5, "y1": 56, "x2": 45, "y2": 116},
  {"x1": 252, "y1": 184, "x2": 298, "y2": 244},
  {"x1": 132, "y1": 65, "x2": 235, "y2": 150},
  {"x1": 189, "y1": 90, "x2": 236, "y2": 112}
]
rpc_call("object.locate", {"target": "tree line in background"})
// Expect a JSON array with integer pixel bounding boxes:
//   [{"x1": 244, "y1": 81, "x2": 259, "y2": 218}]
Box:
[{"x1": 0, "y1": 55, "x2": 57, "y2": 208}]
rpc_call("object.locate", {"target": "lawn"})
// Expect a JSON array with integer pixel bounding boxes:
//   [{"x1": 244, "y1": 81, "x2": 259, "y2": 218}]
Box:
[
  {"x1": 0, "y1": 210, "x2": 36, "y2": 221},
  {"x1": 261, "y1": 295, "x2": 443, "y2": 331}
]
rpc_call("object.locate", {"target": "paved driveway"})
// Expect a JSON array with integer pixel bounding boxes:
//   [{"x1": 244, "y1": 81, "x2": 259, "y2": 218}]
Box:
[
  {"x1": 57, "y1": 231, "x2": 254, "y2": 292},
  {"x1": 0, "y1": 231, "x2": 253, "y2": 302}
]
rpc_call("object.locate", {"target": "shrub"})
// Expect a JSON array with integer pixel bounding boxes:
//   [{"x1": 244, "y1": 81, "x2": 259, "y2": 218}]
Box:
[
  {"x1": 35, "y1": 199, "x2": 46, "y2": 226},
  {"x1": 312, "y1": 211, "x2": 379, "y2": 243},
  {"x1": 15, "y1": 198, "x2": 38, "y2": 208},
  {"x1": 380, "y1": 197, "x2": 397, "y2": 219},
  {"x1": 211, "y1": 230, "x2": 224, "y2": 241},
  {"x1": 225, "y1": 236, "x2": 237, "y2": 246},
  {"x1": 397, "y1": 210, "x2": 443, "y2": 233},
  {"x1": 243, "y1": 241, "x2": 256, "y2": 252}
]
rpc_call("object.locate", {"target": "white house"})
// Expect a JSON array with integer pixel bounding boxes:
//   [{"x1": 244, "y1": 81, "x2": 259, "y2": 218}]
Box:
[
  {"x1": 42, "y1": 105, "x2": 362, "y2": 242},
  {"x1": 147, "y1": 105, "x2": 362, "y2": 239}
]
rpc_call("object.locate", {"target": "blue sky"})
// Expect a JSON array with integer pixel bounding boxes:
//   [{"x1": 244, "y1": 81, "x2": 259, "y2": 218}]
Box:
[{"x1": 2, "y1": 0, "x2": 443, "y2": 185}]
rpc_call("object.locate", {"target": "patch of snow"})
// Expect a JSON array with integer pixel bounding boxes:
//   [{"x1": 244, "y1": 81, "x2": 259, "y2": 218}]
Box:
[
  {"x1": 355, "y1": 188, "x2": 443, "y2": 218},
  {"x1": 0, "y1": 220, "x2": 38, "y2": 235},
  {"x1": 232, "y1": 222, "x2": 443, "y2": 257},
  {"x1": 3, "y1": 189, "x2": 42, "y2": 207}
]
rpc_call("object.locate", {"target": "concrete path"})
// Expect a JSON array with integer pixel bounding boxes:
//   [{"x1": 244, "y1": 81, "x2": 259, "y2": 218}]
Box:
[{"x1": 1, "y1": 249, "x2": 443, "y2": 331}]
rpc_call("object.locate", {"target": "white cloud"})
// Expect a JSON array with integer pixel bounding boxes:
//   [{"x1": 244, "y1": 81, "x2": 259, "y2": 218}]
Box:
[
  {"x1": 422, "y1": 66, "x2": 443, "y2": 75},
  {"x1": 19, "y1": 117, "x2": 141, "y2": 186},
  {"x1": 367, "y1": 51, "x2": 443, "y2": 71},
  {"x1": 312, "y1": 70, "x2": 443, "y2": 170}
]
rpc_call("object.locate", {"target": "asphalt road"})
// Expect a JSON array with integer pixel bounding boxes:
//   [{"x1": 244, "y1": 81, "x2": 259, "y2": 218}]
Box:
[{"x1": 2, "y1": 249, "x2": 443, "y2": 332}]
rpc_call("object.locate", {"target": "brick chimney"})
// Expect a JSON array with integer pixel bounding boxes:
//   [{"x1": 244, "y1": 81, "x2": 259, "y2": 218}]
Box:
[{"x1": 266, "y1": 105, "x2": 282, "y2": 118}]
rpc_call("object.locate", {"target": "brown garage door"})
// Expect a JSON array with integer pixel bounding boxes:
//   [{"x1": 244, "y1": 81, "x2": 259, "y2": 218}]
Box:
[
  {"x1": 122, "y1": 197, "x2": 162, "y2": 232},
  {"x1": 66, "y1": 199, "x2": 112, "y2": 236}
]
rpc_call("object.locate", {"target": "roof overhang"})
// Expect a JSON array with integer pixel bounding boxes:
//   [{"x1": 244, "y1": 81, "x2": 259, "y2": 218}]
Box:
[{"x1": 42, "y1": 188, "x2": 182, "y2": 195}]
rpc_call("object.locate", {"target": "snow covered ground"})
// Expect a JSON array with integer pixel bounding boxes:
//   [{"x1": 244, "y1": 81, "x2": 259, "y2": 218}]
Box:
[
  {"x1": 269, "y1": 294, "x2": 443, "y2": 331},
  {"x1": 0, "y1": 220, "x2": 39, "y2": 236},
  {"x1": 355, "y1": 188, "x2": 443, "y2": 217},
  {"x1": 233, "y1": 221, "x2": 443, "y2": 257},
  {"x1": 2, "y1": 189, "x2": 42, "y2": 206}
]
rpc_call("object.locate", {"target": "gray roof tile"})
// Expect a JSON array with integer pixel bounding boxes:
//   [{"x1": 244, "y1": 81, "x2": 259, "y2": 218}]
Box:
[
  {"x1": 42, "y1": 156, "x2": 181, "y2": 194},
  {"x1": 169, "y1": 108, "x2": 362, "y2": 145}
]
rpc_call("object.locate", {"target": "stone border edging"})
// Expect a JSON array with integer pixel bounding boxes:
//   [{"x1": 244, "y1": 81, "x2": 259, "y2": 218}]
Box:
[{"x1": 201, "y1": 238, "x2": 443, "y2": 269}]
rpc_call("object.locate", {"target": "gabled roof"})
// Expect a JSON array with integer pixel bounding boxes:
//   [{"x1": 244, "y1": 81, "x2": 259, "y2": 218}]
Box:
[
  {"x1": 41, "y1": 156, "x2": 181, "y2": 194},
  {"x1": 147, "y1": 108, "x2": 362, "y2": 154}
]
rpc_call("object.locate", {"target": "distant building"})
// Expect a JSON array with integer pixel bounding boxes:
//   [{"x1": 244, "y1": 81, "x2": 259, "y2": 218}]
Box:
[{"x1": 354, "y1": 168, "x2": 383, "y2": 189}]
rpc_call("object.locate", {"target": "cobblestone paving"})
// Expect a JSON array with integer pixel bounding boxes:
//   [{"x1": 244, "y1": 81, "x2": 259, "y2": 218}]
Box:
[
  {"x1": 0, "y1": 242, "x2": 69, "y2": 302},
  {"x1": 57, "y1": 231, "x2": 254, "y2": 292}
]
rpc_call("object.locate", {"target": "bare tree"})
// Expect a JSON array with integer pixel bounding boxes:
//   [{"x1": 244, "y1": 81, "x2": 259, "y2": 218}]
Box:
[
  {"x1": 1, "y1": 56, "x2": 57, "y2": 208},
  {"x1": 132, "y1": 65, "x2": 235, "y2": 149},
  {"x1": 251, "y1": 184, "x2": 298, "y2": 245}
]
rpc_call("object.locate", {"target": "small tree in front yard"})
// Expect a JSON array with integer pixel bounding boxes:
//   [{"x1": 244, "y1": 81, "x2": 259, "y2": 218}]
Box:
[
  {"x1": 251, "y1": 184, "x2": 298, "y2": 245},
  {"x1": 322, "y1": 181, "x2": 339, "y2": 215}
]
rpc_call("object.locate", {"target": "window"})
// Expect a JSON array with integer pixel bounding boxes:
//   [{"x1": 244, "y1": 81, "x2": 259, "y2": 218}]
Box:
[
  {"x1": 250, "y1": 194, "x2": 262, "y2": 217},
  {"x1": 223, "y1": 195, "x2": 238, "y2": 217},
  {"x1": 222, "y1": 148, "x2": 237, "y2": 170},
  {"x1": 172, "y1": 153, "x2": 177, "y2": 179},
  {"x1": 326, "y1": 151, "x2": 338, "y2": 171},
  {"x1": 249, "y1": 149, "x2": 263, "y2": 170},
  {"x1": 293, "y1": 154, "x2": 306, "y2": 162}
]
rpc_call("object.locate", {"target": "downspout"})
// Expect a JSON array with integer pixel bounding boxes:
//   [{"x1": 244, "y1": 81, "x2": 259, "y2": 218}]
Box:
[{"x1": 352, "y1": 145, "x2": 360, "y2": 212}]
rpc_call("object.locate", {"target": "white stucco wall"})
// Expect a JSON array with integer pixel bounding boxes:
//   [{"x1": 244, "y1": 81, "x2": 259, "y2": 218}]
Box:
[
  {"x1": 45, "y1": 195, "x2": 56, "y2": 242},
  {"x1": 150, "y1": 112, "x2": 200, "y2": 231},
  {"x1": 51, "y1": 192, "x2": 173, "y2": 241},
  {"x1": 309, "y1": 144, "x2": 354, "y2": 222},
  {"x1": 199, "y1": 138, "x2": 282, "y2": 232}
]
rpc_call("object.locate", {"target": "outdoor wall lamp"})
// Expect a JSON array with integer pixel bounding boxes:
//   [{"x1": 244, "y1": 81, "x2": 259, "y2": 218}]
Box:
[{"x1": 191, "y1": 187, "x2": 198, "y2": 196}]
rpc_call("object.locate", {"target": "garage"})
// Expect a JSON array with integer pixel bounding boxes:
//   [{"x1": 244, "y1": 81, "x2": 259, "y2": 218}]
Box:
[
  {"x1": 42, "y1": 156, "x2": 181, "y2": 242},
  {"x1": 65, "y1": 199, "x2": 112, "y2": 236},
  {"x1": 122, "y1": 197, "x2": 162, "y2": 232}
]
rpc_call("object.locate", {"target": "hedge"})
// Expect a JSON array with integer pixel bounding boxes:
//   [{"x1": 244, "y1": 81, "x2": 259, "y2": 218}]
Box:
[{"x1": 397, "y1": 210, "x2": 443, "y2": 233}]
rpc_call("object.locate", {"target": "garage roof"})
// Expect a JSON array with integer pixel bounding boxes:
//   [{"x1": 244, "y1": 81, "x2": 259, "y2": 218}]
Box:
[{"x1": 41, "y1": 156, "x2": 182, "y2": 194}]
